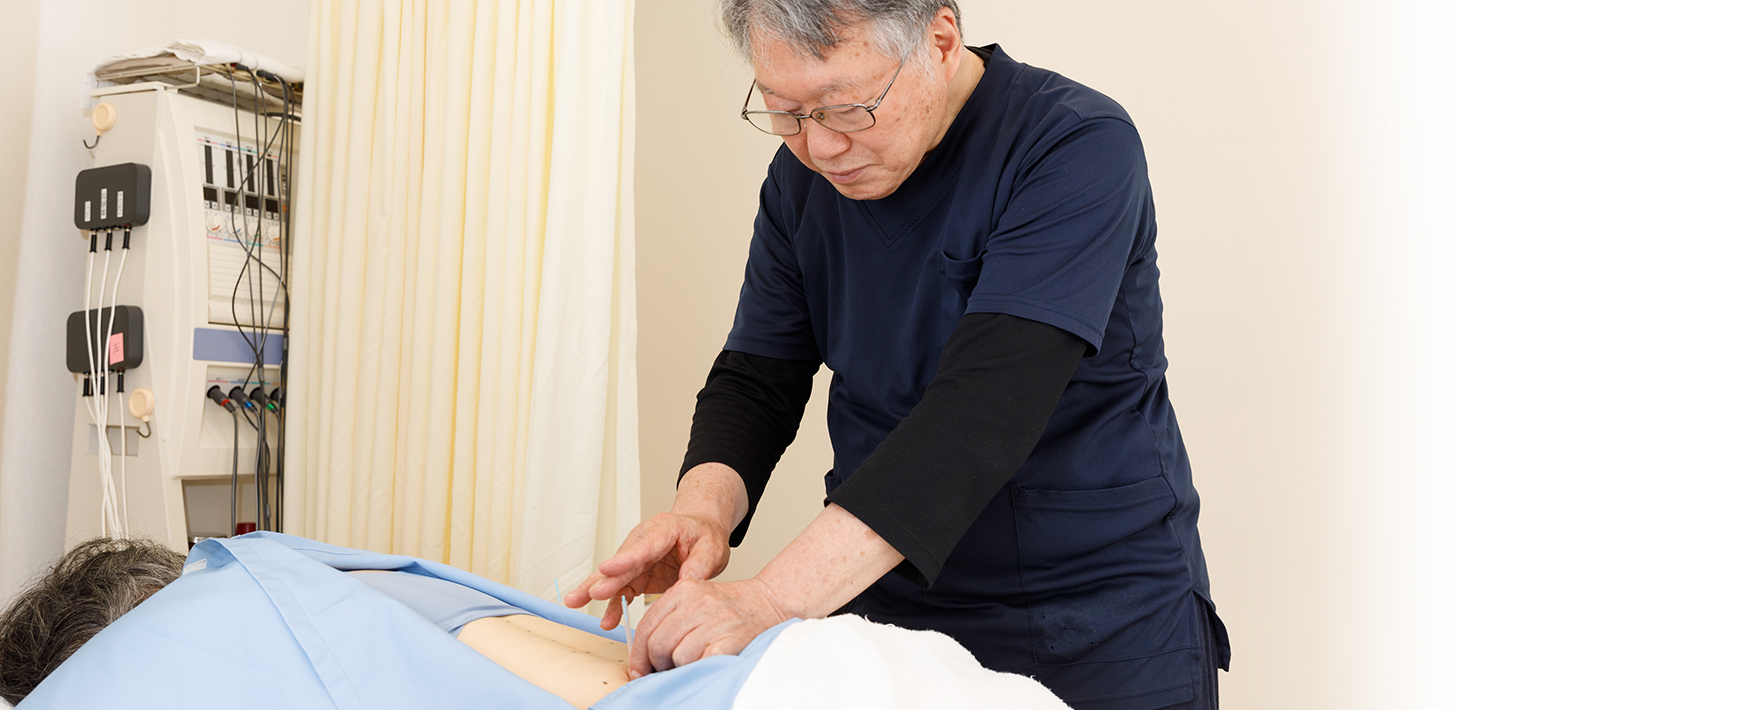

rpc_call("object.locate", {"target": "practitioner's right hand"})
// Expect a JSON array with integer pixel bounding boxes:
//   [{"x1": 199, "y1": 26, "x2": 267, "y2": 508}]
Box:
[{"x1": 565, "y1": 511, "x2": 732, "y2": 631}]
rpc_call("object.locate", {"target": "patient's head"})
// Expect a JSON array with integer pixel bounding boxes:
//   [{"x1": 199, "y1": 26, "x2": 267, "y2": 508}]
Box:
[{"x1": 0, "y1": 537, "x2": 184, "y2": 704}]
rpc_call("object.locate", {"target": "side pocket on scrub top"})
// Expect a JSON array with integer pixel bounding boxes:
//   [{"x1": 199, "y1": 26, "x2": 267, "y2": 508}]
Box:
[{"x1": 1011, "y1": 476, "x2": 1185, "y2": 666}]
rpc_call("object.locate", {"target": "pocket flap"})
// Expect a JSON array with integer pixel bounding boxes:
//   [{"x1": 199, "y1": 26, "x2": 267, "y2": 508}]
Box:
[
  {"x1": 1011, "y1": 476, "x2": 1173, "y2": 511},
  {"x1": 936, "y1": 251, "x2": 983, "y2": 283}
]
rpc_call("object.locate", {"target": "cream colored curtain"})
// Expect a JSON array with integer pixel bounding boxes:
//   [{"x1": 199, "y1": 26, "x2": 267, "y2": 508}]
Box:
[{"x1": 287, "y1": 0, "x2": 638, "y2": 596}]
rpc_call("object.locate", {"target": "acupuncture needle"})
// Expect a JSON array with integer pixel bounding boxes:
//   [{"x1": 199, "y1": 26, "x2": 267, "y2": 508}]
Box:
[{"x1": 621, "y1": 595, "x2": 634, "y2": 649}]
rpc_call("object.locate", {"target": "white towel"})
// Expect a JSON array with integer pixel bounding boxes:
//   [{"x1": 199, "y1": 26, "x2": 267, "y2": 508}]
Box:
[{"x1": 732, "y1": 616, "x2": 1070, "y2": 710}]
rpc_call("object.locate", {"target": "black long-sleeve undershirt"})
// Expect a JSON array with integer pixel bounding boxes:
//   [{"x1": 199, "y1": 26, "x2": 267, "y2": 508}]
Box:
[
  {"x1": 677, "y1": 349, "x2": 820, "y2": 546},
  {"x1": 680, "y1": 312, "x2": 1088, "y2": 587}
]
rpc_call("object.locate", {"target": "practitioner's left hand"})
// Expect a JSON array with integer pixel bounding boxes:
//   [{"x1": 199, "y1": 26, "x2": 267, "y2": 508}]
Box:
[{"x1": 629, "y1": 576, "x2": 793, "y2": 679}]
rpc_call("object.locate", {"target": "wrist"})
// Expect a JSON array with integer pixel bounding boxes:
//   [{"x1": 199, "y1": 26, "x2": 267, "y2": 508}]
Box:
[
  {"x1": 749, "y1": 568, "x2": 810, "y2": 621},
  {"x1": 751, "y1": 574, "x2": 804, "y2": 622},
  {"x1": 674, "y1": 463, "x2": 749, "y2": 531}
]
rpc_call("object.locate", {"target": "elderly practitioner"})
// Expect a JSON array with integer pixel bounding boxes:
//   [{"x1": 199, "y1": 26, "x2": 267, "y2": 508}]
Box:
[{"x1": 569, "y1": 2, "x2": 1228, "y2": 708}]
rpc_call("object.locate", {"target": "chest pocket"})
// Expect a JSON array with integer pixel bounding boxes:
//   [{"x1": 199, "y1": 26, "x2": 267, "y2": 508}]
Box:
[{"x1": 936, "y1": 251, "x2": 983, "y2": 300}]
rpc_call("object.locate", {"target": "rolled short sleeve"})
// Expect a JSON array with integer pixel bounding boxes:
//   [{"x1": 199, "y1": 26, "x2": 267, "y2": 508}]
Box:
[
  {"x1": 725, "y1": 160, "x2": 821, "y2": 361},
  {"x1": 965, "y1": 116, "x2": 1153, "y2": 354}
]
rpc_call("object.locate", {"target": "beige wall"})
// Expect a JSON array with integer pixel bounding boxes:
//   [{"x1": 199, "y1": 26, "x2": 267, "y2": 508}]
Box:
[
  {"x1": 0, "y1": 0, "x2": 42, "y2": 469},
  {"x1": 633, "y1": 0, "x2": 839, "y2": 583},
  {"x1": 960, "y1": 3, "x2": 1449, "y2": 708}
]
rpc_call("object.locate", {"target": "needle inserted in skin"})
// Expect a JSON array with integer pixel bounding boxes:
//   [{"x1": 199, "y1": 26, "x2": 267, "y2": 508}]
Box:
[{"x1": 621, "y1": 595, "x2": 633, "y2": 649}]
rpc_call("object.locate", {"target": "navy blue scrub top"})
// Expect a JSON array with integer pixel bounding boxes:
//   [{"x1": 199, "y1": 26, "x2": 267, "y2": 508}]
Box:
[{"x1": 725, "y1": 45, "x2": 1225, "y2": 709}]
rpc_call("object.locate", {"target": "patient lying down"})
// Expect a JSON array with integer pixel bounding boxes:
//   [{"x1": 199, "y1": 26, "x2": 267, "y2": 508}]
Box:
[
  {"x1": 4, "y1": 534, "x2": 1071, "y2": 710},
  {"x1": 0, "y1": 537, "x2": 627, "y2": 708}
]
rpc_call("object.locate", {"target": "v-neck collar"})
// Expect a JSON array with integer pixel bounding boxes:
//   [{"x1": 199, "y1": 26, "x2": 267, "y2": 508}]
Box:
[{"x1": 854, "y1": 44, "x2": 1015, "y2": 247}]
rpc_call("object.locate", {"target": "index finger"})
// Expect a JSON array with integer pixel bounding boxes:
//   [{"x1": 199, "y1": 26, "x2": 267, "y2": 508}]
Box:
[
  {"x1": 564, "y1": 573, "x2": 631, "y2": 609},
  {"x1": 584, "y1": 525, "x2": 680, "y2": 601}
]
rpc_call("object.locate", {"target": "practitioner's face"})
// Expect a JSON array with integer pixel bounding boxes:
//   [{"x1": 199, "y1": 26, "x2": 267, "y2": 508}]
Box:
[{"x1": 747, "y1": 10, "x2": 967, "y2": 200}]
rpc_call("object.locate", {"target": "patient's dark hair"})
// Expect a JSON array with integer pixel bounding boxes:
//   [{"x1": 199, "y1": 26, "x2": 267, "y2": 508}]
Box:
[{"x1": 0, "y1": 537, "x2": 184, "y2": 704}]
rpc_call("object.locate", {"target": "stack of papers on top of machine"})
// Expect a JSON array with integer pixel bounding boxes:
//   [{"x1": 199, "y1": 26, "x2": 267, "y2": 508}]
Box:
[{"x1": 84, "y1": 39, "x2": 305, "y2": 113}]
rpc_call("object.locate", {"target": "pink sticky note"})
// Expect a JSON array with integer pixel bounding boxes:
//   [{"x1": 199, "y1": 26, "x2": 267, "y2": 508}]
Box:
[{"x1": 107, "y1": 333, "x2": 124, "y2": 366}]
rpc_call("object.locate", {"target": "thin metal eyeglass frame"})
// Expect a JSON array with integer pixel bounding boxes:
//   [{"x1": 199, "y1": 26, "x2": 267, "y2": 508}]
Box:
[{"x1": 741, "y1": 58, "x2": 909, "y2": 136}]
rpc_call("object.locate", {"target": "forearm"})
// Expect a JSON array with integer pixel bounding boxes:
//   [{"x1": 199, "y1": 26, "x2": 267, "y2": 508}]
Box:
[
  {"x1": 674, "y1": 463, "x2": 749, "y2": 533},
  {"x1": 618, "y1": 505, "x2": 899, "y2": 677},
  {"x1": 681, "y1": 350, "x2": 819, "y2": 545},
  {"x1": 753, "y1": 503, "x2": 904, "y2": 619}
]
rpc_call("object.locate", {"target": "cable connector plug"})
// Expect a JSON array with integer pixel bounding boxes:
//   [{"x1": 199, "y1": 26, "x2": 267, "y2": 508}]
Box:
[
  {"x1": 248, "y1": 387, "x2": 272, "y2": 413},
  {"x1": 206, "y1": 385, "x2": 236, "y2": 413},
  {"x1": 229, "y1": 387, "x2": 253, "y2": 412}
]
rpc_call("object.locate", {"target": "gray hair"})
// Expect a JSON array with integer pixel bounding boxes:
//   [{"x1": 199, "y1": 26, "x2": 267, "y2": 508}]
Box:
[
  {"x1": 0, "y1": 537, "x2": 184, "y2": 704},
  {"x1": 721, "y1": 0, "x2": 963, "y2": 64}
]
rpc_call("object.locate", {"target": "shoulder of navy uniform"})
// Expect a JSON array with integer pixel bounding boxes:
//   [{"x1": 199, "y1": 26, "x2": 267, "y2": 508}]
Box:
[{"x1": 1004, "y1": 56, "x2": 1135, "y2": 128}]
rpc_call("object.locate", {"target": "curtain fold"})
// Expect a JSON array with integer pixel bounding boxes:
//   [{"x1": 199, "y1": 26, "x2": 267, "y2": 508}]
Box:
[
  {"x1": 515, "y1": 0, "x2": 642, "y2": 600},
  {"x1": 287, "y1": 0, "x2": 637, "y2": 595}
]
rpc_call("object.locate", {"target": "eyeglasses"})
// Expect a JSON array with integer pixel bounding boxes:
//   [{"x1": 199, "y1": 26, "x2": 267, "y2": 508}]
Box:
[{"x1": 741, "y1": 59, "x2": 907, "y2": 137}]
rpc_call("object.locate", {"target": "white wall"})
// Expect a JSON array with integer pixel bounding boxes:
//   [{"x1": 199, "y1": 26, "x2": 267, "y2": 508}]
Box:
[
  {"x1": 1446, "y1": 3, "x2": 1759, "y2": 707},
  {"x1": 0, "y1": 0, "x2": 311, "y2": 611}
]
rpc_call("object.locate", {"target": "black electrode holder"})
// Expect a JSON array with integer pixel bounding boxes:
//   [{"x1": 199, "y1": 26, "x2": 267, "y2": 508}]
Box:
[
  {"x1": 73, "y1": 163, "x2": 152, "y2": 231},
  {"x1": 64, "y1": 306, "x2": 145, "y2": 373}
]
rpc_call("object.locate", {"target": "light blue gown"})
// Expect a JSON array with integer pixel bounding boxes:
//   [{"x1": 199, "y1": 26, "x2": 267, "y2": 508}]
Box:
[{"x1": 20, "y1": 532, "x2": 794, "y2": 709}]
